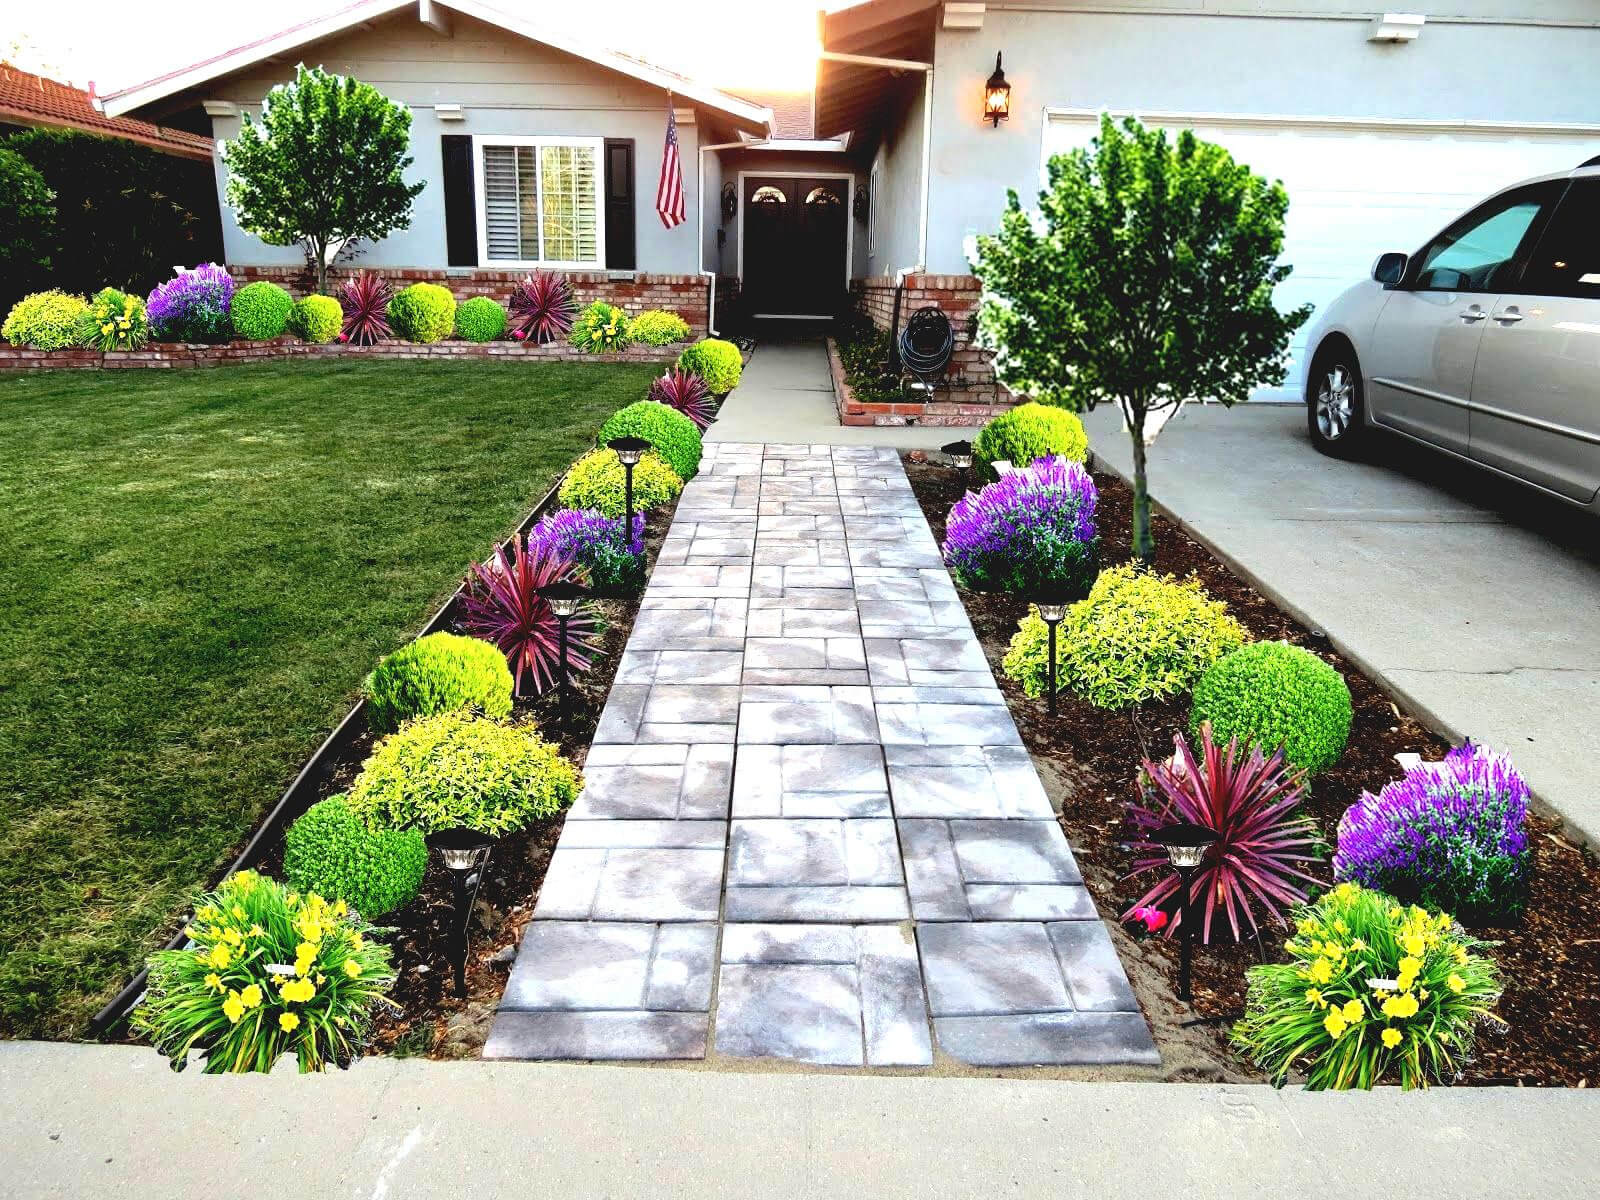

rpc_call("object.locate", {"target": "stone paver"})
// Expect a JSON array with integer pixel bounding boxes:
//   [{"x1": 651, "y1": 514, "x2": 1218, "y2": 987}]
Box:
[{"x1": 489, "y1": 441, "x2": 1154, "y2": 1068}]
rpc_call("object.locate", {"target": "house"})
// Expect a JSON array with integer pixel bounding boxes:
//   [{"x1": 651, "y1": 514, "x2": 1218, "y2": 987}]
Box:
[{"x1": 0, "y1": 63, "x2": 214, "y2": 160}]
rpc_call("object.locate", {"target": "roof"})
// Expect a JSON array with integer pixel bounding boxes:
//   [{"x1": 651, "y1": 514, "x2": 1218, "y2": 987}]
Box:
[
  {"x1": 98, "y1": 0, "x2": 773, "y2": 136},
  {"x1": 815, "y1": 0, "x2": 937, "y2": 141},
  {"x1": 734, "y1": 89, "x2": 814, "y2": 140},
  {"x1": 0, "y1": 63, "x2": 213, "y2": 160}
]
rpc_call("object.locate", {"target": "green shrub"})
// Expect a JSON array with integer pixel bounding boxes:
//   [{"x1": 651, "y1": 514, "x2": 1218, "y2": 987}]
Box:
[
  {"x1": 598, "y1": 399, "x2": 703, "y2": 481},
  {"x1": 346, "y1": 711, "x2": 581, "y2": 836},
  {"x1": 291, "y1": 294, "x2": 343, "y2": 344},
  {"x1": 229, "y1": 280, "x2": 294, "y2": 340},
  {"x1": 1191, "y1": 641, "x2": 1353, "y2": 774},
  {"x1": 454, "y1": 296, "x2": 506, "y2": 343},
  {"x1": 0, "y1": 147, "x2": 55, "y2": 307},
  {"x1": 1003, "y1": 564, "x2": 1246, "y2": 708},
  {"x1": 76, "y1": 287, "x2": 149, "y2": 351},
  {"x1": 363, "y1": 631, "x2": 514, "y2": 733},
  {"x1": 132, "y1": 870, "x2": 397, "y2": 1073},
  {"x1": 630, "y1": 309, "x2": 690, "y2": 345},
  {"x1": 570, "y1": 300, "x2": 632, "y2": 352},
  {"x1": 973, "y1": 401, "x2": 1090, "y2": 482},
  {"x1": 387, "y1": 282, "x2": 456, "y2": 343},
  {"x1": 1231, "y1": 882, "x2": 1502, "y2": 1090},
  {"x1": 2, "y1": 289, "x2": 88, "y2": 349},
  {"x1": 283, "y1": 795, "x2": 428, "y2": 918},
  {"x1": 677, "y1": 337, "x2": 742, "y2": 393},
  {"x1": 557, "y1": 447, "x2": 683, "y2": 519}
]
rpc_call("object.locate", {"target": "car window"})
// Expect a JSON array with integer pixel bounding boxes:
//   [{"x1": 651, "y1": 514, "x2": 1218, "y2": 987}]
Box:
[
  {"x1": 1522, "y1": 179, "x2": 1599, "y2": 299},
  {"x1": 1411, "y1": 184, "x2": 1561, "y2": 293}
]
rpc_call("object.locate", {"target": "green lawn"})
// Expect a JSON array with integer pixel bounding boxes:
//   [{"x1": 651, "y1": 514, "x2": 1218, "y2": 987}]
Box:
[{"x1": 0, "y1": 359, "x2": 657, "y2": 1037}]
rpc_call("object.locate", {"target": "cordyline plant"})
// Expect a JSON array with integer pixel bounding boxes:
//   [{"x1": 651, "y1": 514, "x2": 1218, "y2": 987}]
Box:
[
  {"x1": 648, "y1": 367, "x2": 715, "y2": 430},
  {"x1": 222, "y1": 65, "x2": 424, "y2": 294},
  {"x1": 974, "y1": 114, "x2": 1310, "y2": 561},
  {"x1": 1124, "y1": 724, "x2": 1325, "y2": 943},
  {"x1": 337, "y1": 271, "x2": 392, "y2": 345},
  {"x1": 460, "y1": 537, "x2": 600, "y2": 696},
  {"x1": 509, "y1": 271, "x2": 577, "y2": 344}
]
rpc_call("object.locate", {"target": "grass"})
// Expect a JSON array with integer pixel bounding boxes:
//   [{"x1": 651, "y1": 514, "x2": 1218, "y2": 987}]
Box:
[{"x1": 0, "y1": 358, "x2": 657, "y2": 1037}]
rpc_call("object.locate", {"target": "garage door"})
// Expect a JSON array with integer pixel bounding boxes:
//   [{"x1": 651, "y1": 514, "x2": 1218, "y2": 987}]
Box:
[{"x1": 1042, "y1": 111, "x2": 1600, "y2": 401}]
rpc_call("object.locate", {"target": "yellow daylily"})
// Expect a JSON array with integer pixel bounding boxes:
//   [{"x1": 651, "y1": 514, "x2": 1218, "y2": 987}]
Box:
[
  {"x1": 222, "y1": 991, "x2": 245, "y2": 1024},
  {"x1": 1381, "y1": 1028, "x2": 1402, "y2": 1049},
  {"x1": 279, "y1": 1012, "x2": 300, "y2": 1032}
]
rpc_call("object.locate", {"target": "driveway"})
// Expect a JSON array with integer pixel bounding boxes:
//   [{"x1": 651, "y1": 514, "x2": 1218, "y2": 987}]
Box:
[{"x1": 1083, "y1": 403, "x2": 1600, "y2": 844}]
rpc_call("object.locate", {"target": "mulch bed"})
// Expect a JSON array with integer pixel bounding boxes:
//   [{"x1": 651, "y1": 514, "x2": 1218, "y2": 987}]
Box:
[{"x1": 903, "y1": 453, "x2": 1600, "y2": 1087}]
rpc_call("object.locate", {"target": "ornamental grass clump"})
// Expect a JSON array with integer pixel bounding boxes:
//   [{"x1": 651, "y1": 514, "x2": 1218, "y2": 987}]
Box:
[
  {"x1": 132, "y1": 870, "x2": 398, "y2": 1073},
  {"x1": 284, "y1": 795, "x2": 428, "y2": 918},
  {"x1": 598, "y1": 399, "x2": 703, "y2": 480},
  {"x1": 347, "y1": 711, "x2": 582, "y2": 835},
  {"x1": 461, "y1": 538, "x2": 601, "y2": 696},
  {"x1": 527, "y1": 508, "x2": 646, "y2": 594},
  {"x1": 1231, "y1": 882, "x2": 1502, "y2": 1090},
  {"x1": 570, "y1": 300, "x2": 632, "y2": 352},
  {"x1": 363, "y1": 631, "x2": 514, "y2": 732},
  {"x1": 1191, "y1": 640, "x2": 1353, "y2": 774},
  {"x1": 1124, "y1": 725, "x2": 1323, "y2": 942},
  {"x1": 648, "y1": 366, "x2": 715, "y2": 430},
  {"x1": 557, "y1": 447, "x2": 683, "y2": 519},
  {"x1": 509, "y1": 271, "x2": 576, "y2": 344},
  {"x1": 942, "y1": 456, "x2": 1098, "y2": 594},
  {"x1": 971, "y1": 401, "x2": 1089, "y2": 482},
  {"x1": 146, "y1": 262, "x2": 233, "y2": 342},
  {"x1": 76, "y1": 287, "x2": 148, "y2": 351},
  {"x1": 337, "y1": 270, "x2": 392, "y2": 345},
  {"x1": 1334, "y1": 743, "x2": 1531, "y2": 924},
  {"x1": 3, "y1": 289, "x2": 89, "y2": 349}
]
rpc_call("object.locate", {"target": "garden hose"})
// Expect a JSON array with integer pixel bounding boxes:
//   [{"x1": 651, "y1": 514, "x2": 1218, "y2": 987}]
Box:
[{"x1": 899, "y1": 306, "x2": 954, "y2": 388}]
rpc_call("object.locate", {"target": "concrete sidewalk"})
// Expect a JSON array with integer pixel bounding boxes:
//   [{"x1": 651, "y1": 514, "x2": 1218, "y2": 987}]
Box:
[
  {"x1": 1083, "y1": 403, "x2": 1600, "y2": 843},
  {"x1": 2, "y1": 1043, "x2": 1596, "y2": 1199}
]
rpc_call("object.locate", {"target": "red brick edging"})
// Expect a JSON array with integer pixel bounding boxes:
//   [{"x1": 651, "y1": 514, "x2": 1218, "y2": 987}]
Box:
[
  {"x1": 825, "y1": 337, "x2": 1016, "y2": 428},
  {"x1": 0, "y1": 338, "x2": 687, "y2": 371}
]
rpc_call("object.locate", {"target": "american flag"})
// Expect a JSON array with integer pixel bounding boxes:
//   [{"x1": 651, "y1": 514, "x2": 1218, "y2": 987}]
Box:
[{"x1": 656, "y1": 106, "x2": 686, "y2": 229}]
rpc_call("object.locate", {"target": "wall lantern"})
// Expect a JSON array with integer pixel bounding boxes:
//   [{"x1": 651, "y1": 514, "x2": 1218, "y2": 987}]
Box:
[{"x1": 983, "y1": 53, "x2": 1011, "y2": 127}]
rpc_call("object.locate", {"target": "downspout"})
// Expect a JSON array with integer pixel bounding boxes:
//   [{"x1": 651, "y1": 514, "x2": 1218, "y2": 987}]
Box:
[
  {"x1": 890, "y1": 64, "x2": 935, "y2": 370},
  {"x1": 700, "y1": 136, "x2": 770, "y2": 337}
]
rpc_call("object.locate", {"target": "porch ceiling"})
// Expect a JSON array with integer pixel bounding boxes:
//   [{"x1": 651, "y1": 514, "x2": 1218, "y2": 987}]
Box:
[{"x1": 814, "y1": 0, "x2": 937, "y2": 141}]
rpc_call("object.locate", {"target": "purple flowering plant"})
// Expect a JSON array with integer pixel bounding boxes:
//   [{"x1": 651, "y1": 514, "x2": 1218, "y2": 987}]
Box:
[
  {"x1": 941, "y1": 455, "x2": 1098, "y2": 594},
  {"x1": 527, "y1": 508, "x2": 646, "y2": 595},
  {"x1": 145, "y1": 263, "x2": 234, "y2": 343},
  {"x1": 1334, "y1": 742, "x2": 1531, "y2": 924}
]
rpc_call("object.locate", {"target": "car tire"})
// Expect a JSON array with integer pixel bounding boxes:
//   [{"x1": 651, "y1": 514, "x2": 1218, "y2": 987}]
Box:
[{"x1": 1307, "y1": 344, "x2": 1368, "y2": 459}]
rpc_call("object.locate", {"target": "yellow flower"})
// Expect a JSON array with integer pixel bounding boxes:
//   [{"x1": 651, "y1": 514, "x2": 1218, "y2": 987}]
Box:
[
  {"x1": 223, "y1": 927, "x2": 243, "y2": 946},
  {"x1": 1382, "y1": 992, "x2": 1420, "y2": 1020},
  {"x1": 1381, "y1": 1028, "x2": 1402, "y2": 1049},
  {"x1": 1350, "y1": 938, "x2": 1368, "y2": 952},
  {"x1": 1447, "y1": 973, "x2": 1466, "y2": 993},
  {"x1": 281, "y1": 978, "x2": 315, "y2": 1003},
  {"x1": 1323, "y1": 1010, "x2": 1348, "y2": 1040},
  {"x1": 222, "y1": 991, "x2": 245, "y2": 1024},
  {"x1": 239, "y1": 984, "x2": 263, "y2": 1009},
  {"x1": 343, "y1": 959, "x2": 363, "y2": 979},
  {"x1": 248, "y1": 924, "x2": 265, "y2": 938},
  {"x1": 349, "y1": 932, "x2": 364, "y2": 951},
  {"x1": 204, "y1": 972, "x2": 223, "y2": 993},
  {"x1": 1304, "y1": 988, "x2": 1325, "y2": 1009},
  {"x1": 1333, "y1": 919, "x2": 1349, "y2": 936},
  {"x1": 279, "y1": 1012, "x2": 300, "y2": 1032},
  {"x1": 334, "y1": 899, "x2": 348, "y2": 917},
  {"x1": 1309, "y1": 958, "x2": 1334, "y2": 985},
  {"x1": 231, "y1": 905, "x2": 246, "y2": 920},
  {"x1": 207, "y1": 944, "x2": 232, "y2": 970},
  {"x1": 1341, "y1": 999, "x2": 1363, "y2": 1022},
  {"x1": 1402, "y1": 934, "x2": 1425, "y2": 957}
]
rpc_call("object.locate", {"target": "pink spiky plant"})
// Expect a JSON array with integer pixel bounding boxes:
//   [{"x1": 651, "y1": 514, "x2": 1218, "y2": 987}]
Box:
[
  {"x1": 647, "y1": 367, "x2": 715, "y2": 430},
  {"x1": 460, "y1": 537, "x2": 600, "y2": 696},
  {"x1": 1123, "y1": 724, "x2": 1325, "y2": 943},
  {"x1": 509, "y1": 271, "x2": 577, "y2": 345},
  {"x1": 337, "y1": 271, "x2": 393, "y2": 346}
]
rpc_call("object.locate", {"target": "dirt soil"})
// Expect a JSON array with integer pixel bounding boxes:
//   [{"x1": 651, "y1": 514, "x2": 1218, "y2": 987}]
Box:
[{"x1": 904, "y1": 453, "x2": 1600, "y2": 1087}]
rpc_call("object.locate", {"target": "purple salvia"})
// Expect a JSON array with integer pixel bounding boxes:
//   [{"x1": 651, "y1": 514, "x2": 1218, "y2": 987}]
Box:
[
  {"x1": 146, "y1": 263, "x2": 235, "y2": 343},
  {"x1": 941, "y1": 455, "x2": 1098, "y2": 593}
]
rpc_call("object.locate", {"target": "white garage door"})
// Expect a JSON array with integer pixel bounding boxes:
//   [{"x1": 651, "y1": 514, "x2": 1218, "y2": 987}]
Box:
[{"x1": 1041, "y1": 110, "x2": 1600, "y2": 401}]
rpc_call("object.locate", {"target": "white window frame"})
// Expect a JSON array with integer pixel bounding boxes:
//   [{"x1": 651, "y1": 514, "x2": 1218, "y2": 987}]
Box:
[{"x1": 473, "y1": 134, "x2": 607, "y2": 270}]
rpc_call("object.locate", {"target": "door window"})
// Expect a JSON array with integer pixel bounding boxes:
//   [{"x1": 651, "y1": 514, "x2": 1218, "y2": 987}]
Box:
[
  {"x1": 1522, "y1": 179, "x2": 1599, "y2": 299},
  {"x1": 1410, "y1": 183, "x2": 1561, "y2": 293}
]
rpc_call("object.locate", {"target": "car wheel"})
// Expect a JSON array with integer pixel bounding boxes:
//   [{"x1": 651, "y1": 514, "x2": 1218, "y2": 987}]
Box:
[{"x1": 1307, "y1": 346, "x2": 1367, "y2": 459}]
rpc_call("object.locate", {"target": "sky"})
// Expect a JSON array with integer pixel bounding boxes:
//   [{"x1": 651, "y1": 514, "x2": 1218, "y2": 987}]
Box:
[{"x1": 7, "y1": 0, "x2": 842, "y2": 93}]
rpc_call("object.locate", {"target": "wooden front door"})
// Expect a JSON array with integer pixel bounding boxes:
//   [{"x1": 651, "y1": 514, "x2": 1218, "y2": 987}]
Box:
[{"x1": 741, "y1": 175, "x2": 849, "y2": 316}]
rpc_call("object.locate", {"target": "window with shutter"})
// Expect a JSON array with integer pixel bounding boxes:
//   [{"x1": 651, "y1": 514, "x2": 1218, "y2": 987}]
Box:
[{"x1": 474, "y1": 137, "x2": 605, "y2": 268}]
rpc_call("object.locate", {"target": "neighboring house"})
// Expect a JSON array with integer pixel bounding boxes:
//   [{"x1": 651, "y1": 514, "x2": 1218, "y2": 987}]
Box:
[{"x1": 0, "y1": 63, "x2": 214, "y2": 160}]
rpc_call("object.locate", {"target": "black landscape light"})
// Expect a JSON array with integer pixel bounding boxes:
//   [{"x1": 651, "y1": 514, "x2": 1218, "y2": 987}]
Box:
[
  {"x1": 1152, "y1": 821, "x2": 1218, "y2": 1003},
  {"x1": 941, "y1": 438, "x2": 974, "y2": 482},
  {"x1": 984, "y1": 53, "x2": 1011, "y2": 127},
  {"x1": 426, "y1": 826, "x2": 498, "y2": 1000},
  {"x1": 537, "y1": 578, "x2": 590, "y2": 725},
  {"x1": 1033, "y1": 587, "x2": 1071, "y2": 717},
  {"x1": 607, "y1": 436, "x2": 651, "y2": 536}
]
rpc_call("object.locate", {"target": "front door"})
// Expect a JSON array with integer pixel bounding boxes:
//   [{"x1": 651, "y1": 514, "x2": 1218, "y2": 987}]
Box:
[{"x1": 741, "y1": 176, "x2": 849, "y2": 317}]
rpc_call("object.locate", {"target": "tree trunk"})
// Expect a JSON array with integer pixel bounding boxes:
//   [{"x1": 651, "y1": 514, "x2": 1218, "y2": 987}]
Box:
[
  {"x1": 313, "y1": 243, "x2": 328, "y2": 298},
  {"x1": 1128, "y1": 413, "x2": 1155, "y2": 564}
]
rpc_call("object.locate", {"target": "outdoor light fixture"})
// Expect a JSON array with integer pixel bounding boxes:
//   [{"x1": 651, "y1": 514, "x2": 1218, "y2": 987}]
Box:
[
  {"x1": 941, "y1": 439, "x2": 974, "y2": 475},
  {"x1": 425, "y1": 826, "x2": 497, "y2": 999},
  {"x1": 607, "y1": 435, "x2": 651, "y2": 541},
  {"x1": 983, "y1": 53, "x2": 1011, "y2": 127},
  {"x1": 1152, "y1": 821, "x2": 1218, "y2": 1003},
  {"x1": 1033, "y1": 587, "x2": 1071, "y2": 717},
  {"x1": 536, "y1": 578, "x2": 590, "y2": 725}
]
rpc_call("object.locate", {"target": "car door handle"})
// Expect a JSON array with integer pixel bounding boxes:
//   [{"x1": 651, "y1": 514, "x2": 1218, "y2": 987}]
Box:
[
  {"x1": 1493, "y1": 309, "x2": 1524, "y2": 324},
  {"x1": 1459, "y1": 307, "x2": 1487, "y2": 323}
]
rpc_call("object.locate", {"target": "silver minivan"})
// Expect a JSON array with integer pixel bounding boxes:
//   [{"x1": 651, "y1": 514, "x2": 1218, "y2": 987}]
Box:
[{"x1": 1303, "y1": 159, "x2": 1600, "y2": 510}]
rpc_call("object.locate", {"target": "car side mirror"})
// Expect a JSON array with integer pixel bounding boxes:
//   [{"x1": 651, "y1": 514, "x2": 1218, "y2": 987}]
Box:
[{"x1": 1372, "y1": 252, "x2": 1408, "y2": 287}]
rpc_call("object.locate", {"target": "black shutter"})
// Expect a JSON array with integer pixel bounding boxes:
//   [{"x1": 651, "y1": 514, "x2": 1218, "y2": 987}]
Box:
[
  {"x1": 441, "y1": 134, "x2": 478, "y2": 267},
  {"x1": 605, "y1": 138, "x2": 636, "y2": 271}
]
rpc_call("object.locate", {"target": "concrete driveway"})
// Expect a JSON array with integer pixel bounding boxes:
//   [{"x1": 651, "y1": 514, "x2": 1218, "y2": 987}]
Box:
[{"x1": 1083, "y1": 403, "x2": 1600, "y2": 844}]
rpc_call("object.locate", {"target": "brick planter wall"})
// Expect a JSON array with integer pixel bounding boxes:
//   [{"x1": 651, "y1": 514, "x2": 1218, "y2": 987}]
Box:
[
  {"x1": 0, "y1": 338, "x2": 687, "y2": 371},
  {"x1": 827, "y1": 337, "x2": 1018, "y2": 428}
]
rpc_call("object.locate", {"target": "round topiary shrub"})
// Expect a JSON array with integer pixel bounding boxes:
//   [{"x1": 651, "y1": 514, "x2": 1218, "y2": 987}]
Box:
[
  {"x1": 283, "y1": 794, "x2": 428, "y2": 917},
  {"x1": 3, "y1": 289, "x2": 89, "y2": 350},
  {"x1": 972, "y1": 402, "x2": 1090, "y2": 482},
  {"x1": 364, "y1": 631, "x2": 515, "y2": 733},
  {"x1": 676, "y1": 337, "x2": 742, "y2": 394},
  {"x1": 1003, "y1": 564, "x2": 1246, "y2": 707},
  {"x1": 292, "y1": 294, "x2": 343, "y2": 344},
  {"x1": 942, "y1": 456, "x2": 1098, "y2": 594},
  {"x1": 1191, "y1": 640, "x2": 1353, "y2": 774},
  {"x1": 77, "y1": 287, "x2": 149, "y2": 351},
  {"x1": 569, "y1": 300, "x2": 632, "y2": 352},
  {"x1": 597, "y1": 399, "x2": 703, "y2": 481},
  {"x1": 346, "y1": 711, "x2": 582, "y2": 836},
  {"x1": 630, "y1": 309, "x2": 690, "y2": 345},
  {"x1": 387, "y1": 282, "x2": 456, "y2": 343},
  {"x1": 557, "y1": 448, "x2": 683, "y2": 519},
  {"x1": 230, "y1": 280, "x2": 294, "y2": 340},
  {"x1": 454, "y1": 296, "x2": 507, "y2": 343}
]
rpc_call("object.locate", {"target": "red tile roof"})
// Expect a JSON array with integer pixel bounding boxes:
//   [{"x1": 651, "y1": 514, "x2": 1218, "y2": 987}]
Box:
[
  {"x1": 0, "y1": 64, "x2": 214, "y2": 160},
  {"x1": 733, "y1": 89, "x2": 815, "y2": 140}
]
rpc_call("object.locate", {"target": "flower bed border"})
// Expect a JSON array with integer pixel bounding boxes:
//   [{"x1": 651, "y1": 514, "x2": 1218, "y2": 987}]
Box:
[
  {"x1": 824, "y1": 336, "x2": 1018, "y2": 428},
  {"x1": 0, "y1": 338, "x2": 685, "y2": 372}
]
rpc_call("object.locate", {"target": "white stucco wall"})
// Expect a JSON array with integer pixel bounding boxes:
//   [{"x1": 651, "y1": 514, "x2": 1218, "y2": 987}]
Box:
[{"x1": 865, "y1": 78, "x2": 928, "y2": 278}]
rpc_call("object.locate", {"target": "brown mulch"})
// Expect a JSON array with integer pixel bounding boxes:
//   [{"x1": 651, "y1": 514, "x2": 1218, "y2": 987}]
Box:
[{"x1": 904, "y1": 453, "x2": 1600, "y2": 1087}]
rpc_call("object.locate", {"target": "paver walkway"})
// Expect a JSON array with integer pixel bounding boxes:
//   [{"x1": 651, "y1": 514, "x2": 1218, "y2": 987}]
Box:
[{"x1": 485, "y1": 442, "x2": 1157, "y2": 1068}]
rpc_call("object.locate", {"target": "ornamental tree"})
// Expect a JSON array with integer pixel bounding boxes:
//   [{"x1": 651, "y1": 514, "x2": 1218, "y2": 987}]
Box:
[
  {"x1": 221, "y1": 65, "x2": 424, "y2": 294},
  {"x1": 975, "y1": 114, "x2": 1308, "y2": 561}
]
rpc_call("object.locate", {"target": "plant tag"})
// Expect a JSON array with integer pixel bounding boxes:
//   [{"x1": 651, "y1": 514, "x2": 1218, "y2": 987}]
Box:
[
  {"x1": 264, "y1": 963, "x2": 297, "y2": 976},
  {"x1": 1367, "y1": 977, "x2": 1399, "y2": 991}
]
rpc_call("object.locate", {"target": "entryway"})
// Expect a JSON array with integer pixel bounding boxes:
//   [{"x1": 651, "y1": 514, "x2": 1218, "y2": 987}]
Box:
[{"x1": 739, "y1": 174, "x2": 850, "y2": 318}]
